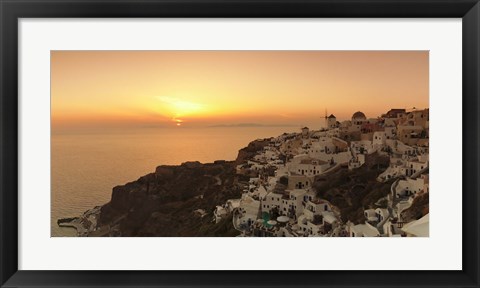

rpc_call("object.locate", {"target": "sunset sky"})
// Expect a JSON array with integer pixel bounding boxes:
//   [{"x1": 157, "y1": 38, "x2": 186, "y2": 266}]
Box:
[{"x1": 51, "y1": 51, "x2": 429, "y2": 130}]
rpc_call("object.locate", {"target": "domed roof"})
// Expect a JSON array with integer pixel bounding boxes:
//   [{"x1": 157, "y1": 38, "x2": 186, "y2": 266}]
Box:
[{"x1": 352, "y1": 111, "x2": 367, "y2": 120}]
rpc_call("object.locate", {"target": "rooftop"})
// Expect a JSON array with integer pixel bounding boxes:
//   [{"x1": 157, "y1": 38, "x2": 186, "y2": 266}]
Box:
[
  {"x1": 402, "y1": 214, "x2": 429, "y2": 237},
  {"x1": 352, "y1": 111, "x2": 367, "y2": 120}
]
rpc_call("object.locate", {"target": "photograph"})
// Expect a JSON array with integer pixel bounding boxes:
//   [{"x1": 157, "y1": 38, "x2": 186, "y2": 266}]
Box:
[{"x1": 51, "y1": 50, "x2": 429, "y2": 237}]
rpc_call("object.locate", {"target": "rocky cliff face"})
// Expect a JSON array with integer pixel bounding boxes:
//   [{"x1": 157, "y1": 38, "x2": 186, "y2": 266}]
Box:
[
  {"x1": 86, "y1": 135, "x2": 267, "y2": 237},
  {"x1": 61, "y1": 138, "x2": 266, "y2": 237},
  {"x1": 234, "y1": 139, "x2": 270, "y2": 164},
  {"x1": 313, "y1": 152, "x2": 392, "y2": 224},
  {"x1": 95, "y1": 160, "x2": 244, "y2": 236},
  {"x1": 400, "y1": 192, "x2": 429, "y2": 222}
]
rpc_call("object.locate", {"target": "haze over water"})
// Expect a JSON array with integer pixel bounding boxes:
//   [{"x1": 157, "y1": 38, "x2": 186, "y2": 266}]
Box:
[{"x1": 51, "y1": 126, "x2": 297, "y2": 236}]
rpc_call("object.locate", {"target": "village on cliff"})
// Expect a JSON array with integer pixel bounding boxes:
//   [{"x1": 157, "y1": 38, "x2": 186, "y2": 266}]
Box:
[{"x1": 208, "y1": 108, "x2": 429, "y2": 237}]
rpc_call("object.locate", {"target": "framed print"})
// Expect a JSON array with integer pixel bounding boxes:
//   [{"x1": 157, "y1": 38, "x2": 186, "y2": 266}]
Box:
[{"x1": 1, "y1": 0, "x2": 479, "y2": 287}]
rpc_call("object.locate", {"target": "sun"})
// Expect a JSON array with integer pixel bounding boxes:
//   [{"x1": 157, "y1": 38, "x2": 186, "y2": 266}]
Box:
[
  {"x1": 157, "y1": 96, "x2": 206, "y2": 117},
  {"x1": 173, "y1": 118, "x2": 183, "y2": 127},
  {"x1": 156, "y1": 96, "x2": 209, "y2": 126}
]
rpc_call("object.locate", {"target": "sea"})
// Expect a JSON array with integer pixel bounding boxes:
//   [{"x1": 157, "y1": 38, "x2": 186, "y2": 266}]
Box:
[{"x1": 51, "y1": 126, "x2": 298, "y2": 236}]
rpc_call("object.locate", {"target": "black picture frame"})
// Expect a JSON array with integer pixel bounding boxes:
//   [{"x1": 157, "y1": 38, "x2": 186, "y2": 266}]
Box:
[{"x1": 1, "y1": 0, "x2": 479, "y2": 287}]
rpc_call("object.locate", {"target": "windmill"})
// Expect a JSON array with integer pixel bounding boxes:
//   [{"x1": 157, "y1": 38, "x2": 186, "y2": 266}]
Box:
[{"x1": 324, "y1": 108, "x2": 328, "y2": 129}]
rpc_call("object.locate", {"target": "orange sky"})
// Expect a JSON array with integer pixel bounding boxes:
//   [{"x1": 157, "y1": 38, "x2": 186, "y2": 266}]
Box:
[{"x1": 51, "y1": 51, "x2": 428, "y2": 130}]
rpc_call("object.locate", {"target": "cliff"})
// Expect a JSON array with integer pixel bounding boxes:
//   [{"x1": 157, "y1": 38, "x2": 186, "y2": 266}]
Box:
[
  {"x1": 63, "y1": 138, "x2": 264, "y2": 237},
  {"x1": 313, "y1": 152, "x2": 392, "y2": 224},
  {"x1": 400, "y1": 192, "x2": 429, "y2": 222},
  {"x1": 234, "y1": 138, "x2": 270, "y2": 164},
  {"x1": 94, "y1": 160, "x2": 243, "y2": 236}
]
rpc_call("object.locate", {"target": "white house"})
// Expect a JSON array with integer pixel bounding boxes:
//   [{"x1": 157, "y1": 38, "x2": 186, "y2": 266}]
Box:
[
  {"x1": 287, "y1": 174, "x2": 312, "y2": 190},
  {"x1": 214, "y1": 206, "x2": 228, "y2": 223},
  {"x1": 303, "y1": 199, "x2": 332, "y2": 222},
  {"x1": 262, "y1": 192, "x2": 283, "y2": 213},
  {"x1": 288, "y1": 157, "x2": 331, "y2": 177},
  {"x1": 237, "y1": 195, "x2": 261, "y2": 229},
  {"x1": 375, "y1": 208, "x2": 390, "y2": 223},
  {"x1": 351, "y1": 140, "x2": 375, "y2": 155},
  {"x1": 405, "y1": 159, "x2": 428, "y2": 177},
  {"x1": 349, "y1": 154, "x2": 365, "y2": 170},
  {"x1": 373, "y1": 131, "x2": 387, "y2": 149},
  {"x1": 364, "y1": 209, "x2": 378, "y2": 222},
  {"x1": 349, "y1": 222, "x2": 380, "y2": 237},
  {"x1": 394, "y1": 178, "x2": 425, "y2": 198}
]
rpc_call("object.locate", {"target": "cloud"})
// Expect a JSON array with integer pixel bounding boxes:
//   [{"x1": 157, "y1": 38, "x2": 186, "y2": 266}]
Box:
[{"x1": 157, "y1": 96, "x2": 205, "y2": 116}]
